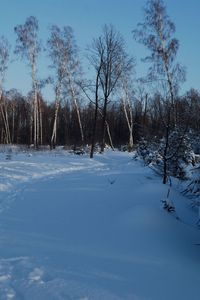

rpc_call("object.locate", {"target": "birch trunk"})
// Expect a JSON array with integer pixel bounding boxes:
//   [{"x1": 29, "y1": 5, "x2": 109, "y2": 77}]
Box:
[
  {"x1": 67, "y1": 73, "x2": 84, "y2": 144},
  {"x1": 51, "y1": 85, "x2": 62, "y2": 149},
  {"x1": 38, "y1": 96, "x2": 43, "y2": 145},
  {"x1": 32, "y1": 59, "x2": 39, "y2": 149},
  {"x1": 0, "y1": 92, "x2": 11, "y2": 144},
  {"x1": 122, "y1": 84, "x2": 134, "y2": 151},
  {"x1": 12, "y1": 104, "x2": 15, "y2": 143}
]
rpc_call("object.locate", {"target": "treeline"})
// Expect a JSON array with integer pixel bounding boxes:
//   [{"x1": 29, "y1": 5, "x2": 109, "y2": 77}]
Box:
[
  {"x1": 0, "y1": 0, "x2": 199, "y2": 173},
  {"x1": 1, "y1": 87, "x2": 199, "y2": 147}
]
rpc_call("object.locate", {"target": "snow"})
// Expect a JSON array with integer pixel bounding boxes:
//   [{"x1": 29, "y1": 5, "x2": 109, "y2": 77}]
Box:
[{"x1": 0, "y1": 148, "x2": 199, "y2": 299}]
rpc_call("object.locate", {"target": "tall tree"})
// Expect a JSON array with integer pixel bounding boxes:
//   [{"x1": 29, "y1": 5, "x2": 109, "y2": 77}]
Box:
[
  {"x1": 120, "y1": 66, "x2": 135, "y2": 151},
  {"x1": 14, "y1": 16, "x2": 41, "y2": 149},
  {"x1": 90, "y1": 24, "x2": 132, "y2": 152},
  {"x1": 133, "y1": 0, "x2": 185, "y2": 184},
  {"x1": 48, "y1": 25, "x2": 84, "y2": 148},
  {"x1": 0, "y1": 36, "x2": 11, "y2": 144},
  {"x1": 79, "y1": 68, "x2": 102, "y2": 158},
  {"x1": 80, "y1": 47, "x2": 104, "y2": 157}
]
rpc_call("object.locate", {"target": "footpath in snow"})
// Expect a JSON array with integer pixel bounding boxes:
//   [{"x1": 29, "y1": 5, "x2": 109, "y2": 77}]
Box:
[{"x1": 0, "y1": 149, "x2": 199, "y2": 300}]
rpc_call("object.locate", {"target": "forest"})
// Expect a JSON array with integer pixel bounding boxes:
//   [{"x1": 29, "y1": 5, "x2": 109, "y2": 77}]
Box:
[{"x1": 0, "y1": 0, "x2": 199, "y2": 186}]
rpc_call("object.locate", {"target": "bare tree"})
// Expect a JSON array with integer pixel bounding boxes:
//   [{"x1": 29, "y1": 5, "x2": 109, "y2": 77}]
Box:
[
  {"x1": 80, "y1": 67, "x2": 102, "y2": 158},
  {"x1": 90, "y1": 24, "x2": 132, "y2": 152},
  {"x1": 14, "y1": 16, "x2": 41, "y2": 149},
  {"x1": 80, "y1": 72, "x2": 115, "y2": 157},
  {"x1": 48, "y1": 25, "x2": 84, "y2": 148},
  {"x1": 47, "y1": 25, "x2": 67, "y2": 148},
  {"x1": 133, "y1": 0, "x2": 185, "y2": 184},
  {"x1": 64, "y1": 70, "x2": 84, "y2": 146},
  {"x1": 120, "y1": 70, "x2": 135, "y2": 151},
  {"x1": 90, "y1": 68, "x2": 101, "y2": 158},
  {"x1": 81, "y1": 43, "x2": 104, "y2": 157},
  {"x1": 0, "y1": 36, "x2": 11, "y2": 144}
]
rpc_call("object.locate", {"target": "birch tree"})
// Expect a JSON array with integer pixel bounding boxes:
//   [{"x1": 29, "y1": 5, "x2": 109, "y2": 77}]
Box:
[
  {"x1": 120, "y1": 69, "x2": 135, "y2": 151},
  {"x1": 0, "y1": 36, "x2": 11, "y2": 144},
  {"x1": 48, "y1": 25, "x2": 84, "y2": 148},
  {"x1": 14, "y1": 16, "x2": 41, "y2": 149},
  {"x1": 133, "y1": 0, "x2": 185, "y2": 184}
]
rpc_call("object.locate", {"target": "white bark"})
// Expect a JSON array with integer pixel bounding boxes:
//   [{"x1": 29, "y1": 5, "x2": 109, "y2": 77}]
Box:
[
  {"x1": 51, "y1": 81, "x2": 62, "y2": 148},
  {"x1": 38, "y1": 96, "x2": 43, "y2": 145},
  {"x1": 31, "y1": 59, "x2": 39, "y2": 149},
  {"x1": 122, "y1": 82, "x2": 134, "y2": 151},
  {"x1": 67, "y1": 72, "x2": 84, "y2": 144},
  {"x1": 0, "y1": 90, "x2": 11, "y2": 144}
]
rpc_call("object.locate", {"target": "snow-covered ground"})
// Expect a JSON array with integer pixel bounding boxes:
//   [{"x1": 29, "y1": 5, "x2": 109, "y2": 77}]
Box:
[{"x1": 0, "y1": 148, "x2": 199, "y2": 300}]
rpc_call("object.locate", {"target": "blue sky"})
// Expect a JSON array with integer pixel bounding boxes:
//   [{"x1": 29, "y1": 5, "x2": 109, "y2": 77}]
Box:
[{"x1": 0, "y1": 0, "x2": 199, "y2": 100}]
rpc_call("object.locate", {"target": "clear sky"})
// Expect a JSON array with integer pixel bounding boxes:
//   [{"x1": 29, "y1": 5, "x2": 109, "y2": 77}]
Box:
[{"x1": 0, "y1": 0, "x2": 199, "y2": 100}]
